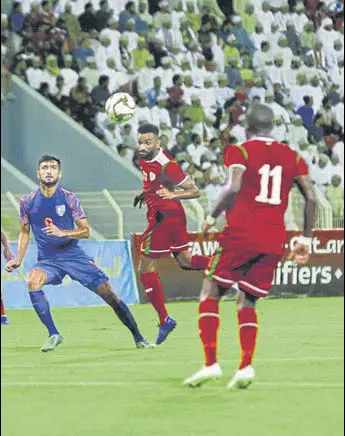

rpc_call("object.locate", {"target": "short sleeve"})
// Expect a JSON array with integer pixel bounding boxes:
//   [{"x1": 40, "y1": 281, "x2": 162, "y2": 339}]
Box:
[
  {"x1": 67, "y1": 193, "x2": 87, "y2": 222},
  {"x1": 224, "y1": 145, "x2": 248, "y2": 171},
  {"x1": 164, "y1": 161, "x2": 188, "y2": 186},
  {"x1": 19, "y1": 197, "x2": 30, "y2": 226},
  {"x1": 296, "y1": 154, "x2": 309, "y2": 176}
]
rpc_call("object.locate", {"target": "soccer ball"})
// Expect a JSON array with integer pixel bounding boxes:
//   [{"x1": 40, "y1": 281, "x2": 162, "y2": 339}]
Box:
[{"x1": 105, "y1": 92, "x2": 136, "y2": 123}]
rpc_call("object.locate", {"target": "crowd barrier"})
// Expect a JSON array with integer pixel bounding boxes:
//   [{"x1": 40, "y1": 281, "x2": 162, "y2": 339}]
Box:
[
  {"x1": 132, "y1": 231, "x2": 344, "y2": 302},
  {"x1": 1, "y1": 241, "x2": 139, "y2": 308}
]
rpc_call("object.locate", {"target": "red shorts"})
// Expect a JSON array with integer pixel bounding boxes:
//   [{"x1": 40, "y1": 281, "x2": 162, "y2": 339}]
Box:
[
  {"x1": 140, "y1": 213, "x2": 190, "y2": 258},
  {"x1": 205, "y1": 247, "x2": 281, "y2": 298}
]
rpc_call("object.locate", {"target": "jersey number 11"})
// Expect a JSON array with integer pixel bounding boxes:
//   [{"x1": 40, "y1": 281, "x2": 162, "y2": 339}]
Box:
[{"x1": 255, "y1": 164, "x2": 282, "y2": 205}]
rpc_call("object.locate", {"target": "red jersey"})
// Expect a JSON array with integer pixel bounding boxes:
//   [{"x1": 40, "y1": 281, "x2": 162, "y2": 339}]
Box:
[
  {"x1": 139, "y1": 149, "x2": 188, "y2": 222},
  {"x1": 223, "y1": 137, "x2": 309, "y2": 254}
]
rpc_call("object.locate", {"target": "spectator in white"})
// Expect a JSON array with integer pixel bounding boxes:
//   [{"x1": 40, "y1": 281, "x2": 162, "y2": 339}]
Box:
[
  {"x1": 230, "y1": 114, "x2": 247, "y2": 143},
  {"x1": 203, "y1": 114, "x2": 218, "y2": 144},
  {"x1": 186, "y1": 133, "x2": 208, "y2": 168},
  {"x1": 153, "y1": 0, "x2": 171, "y2": 28},
  {"x1": 26, "y1": 56, "x2": 44, "y2": 90},
  {"x1": 309, "y1": 154, "x2": 333, "y2": 189},
  {"x1": 44, "y1": 55, "x2": 61, "y2": 91},
  {"x1": 100, "y1": 17, "x2": 121, "y2": 58},
  {"x1": 329, "y1": 55, "x2": 344, "y2": 91},
  {"x1": 265, "y1": 91, "x2": 291, "y2": 123},
  {"x1": 138, "y1": 0, "x2": 152, "y2": 25},
  {"x1": 181, "y1": 75, "x2": 198, "y2": 105},
  {"x1": 150, "y1": 95, "x2": 172, "y2": 127},
  {"x1": 212, "y1": 37, "x2": 225, "y2": 73},
  {"x1": 100, "y1": 58, "x2": 129, "y2": 93},
  {"x1": 170, "y1": 0, "x2": 184, "y2": 30},
  {"x1": 79, "y1": 57, "x2": 99, "y2": 90},
  {"x1": 291, "y1": 2, "x2": 309, "y2": 34},
  {"x1": 264, "y1": 54, "x2": 284, "y2": 90},
  {"x1": 308, "y1": 75, "x2": 325, "y2": 113},
  {"x1": 169, "y1": 43, "x2": 186, "y2": 69},
  {"x1": 332, "y1": 96, "x2": 344, "y2": 133},
  {"x1": 273, "y1": 4, "x2": 290, "y2": 32},
  {"x1": 251, "y1": 22, "x2": 266, "y2": 50},
  {"x1": 157, "y1": 16, "x2": 182, "y2": 48},
  {"x1": 117, "y1": 143, "x2": 135, "y2": 164},
  {"x1": 282, "y1": 56, "x2": 302, "y2": 88},
  {"x1": 119, "y1": 35, "x2": 134, "y2": 73},
  {"x1": 330, "y1": 154, "x2": 343, "y2": 181},
  {"x1": 271, "y1": 115, "x2": 287, "y2": 142},
  {"x1": 268, "y1": 22, "x2": 283, "y2": 49},
  {"x1": 288, "y1": 115, "x2": 308, "y2": 146},
  {"x1": 296, "y1": 140, "x2": 319, "y2": 167},
  {"x1": 247, "y1": 76, "x2": 266, "y2": 102},
  {"x1": 256, "y1": 2, "x2": 275, "y2": 30},
  {"x1": 158, "y1": 57, "x2": 175, "y2": 89},
  {"x1": 191, "y1": 55, "x2": 207, "y2": 88},
  {"x1": 204, "y1": 175, "x2": 222, "y2": 212},
  {"x1": 137, "y1": 55, "x2": 156, "y2": 94},
  {"x1": 134, "y1": 93, "x2": 153, "y2": 125},
  {"x1": 122, "y1": 18, "x2": 139, "y2": 52},
  {"x1": 316, "y1": 17, "x2": 340, "y2": 52},
  {"x1": 252, "y1": 41, "x2": 274, "y2": 71},
  {"x1": 325, "y1": 175, "x2": 344, "y2": 221},
  {"x1": 60, "y1": 54, "x2": 79, "y2": 95},
  {"x1": 325, "y1": 39, "x2": 343, "y2": 72},
  {"x1": 199, "y1": 77, "x2": 217, "y2": 110},
  {"x1": 94, "y1": 35, "x2": 113, "y2": 71},
  {"x1": 290, "y1": 73, "x2": 314, "y2": 110},
  {"x1": 273, "y1": 36, "x2": 293, "y2": 68},
  {"x1": 102, "y1": 120, "x2": 123, "y2": 150},
  {"x1": 333, "y1": 140, "x2": 344, "y2": 167},
  {"x1": 216, "y1": 74, "x2": 235, "y2": 108},
  {"x1": 299, "y1": 55, "x2": 323, "y2": 82}
]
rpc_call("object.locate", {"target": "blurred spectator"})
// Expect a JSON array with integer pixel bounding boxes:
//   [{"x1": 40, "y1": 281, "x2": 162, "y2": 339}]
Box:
[
  {"x1": 288, "y1": 114, "x2": 308, "y2": 146},
  {"x1": 79, "y1": 3, "x2": 97, "y2": 33},
  {"x1": 325, "y1": 175, "x2": 344, "y2": 224},
  {"x1": 60, "y1": 4, "x2": 81, "y2": 47},
  {"x1": 133, "y1": 37, "x2": 151, "y2": 70},
  {"x1": 95, "y1": 0, "x2": 113, "y2": 31},
  {"x1": 167, "y1": 74, "x2": 184, "y2": 126},
  {"x1": 91, "y1": 74, "x2": 110, "y2": 108},
  {"x1": 310, "y1": 153, "x2": 333, "y2": 188},
  {"x1": 297, "y1": 95, "x2": 315, "y2": 128},
  {"x1": 285, "y1": 21, "x2": 302, "y2": 54},
  {"x1": 118, "y1": 1, "x2": 138, "y2": 32},
  {"x1": 80, "y1": 56, "x2": 99, "y2": 90},
  {"x1": 318, "y1": 96, "x2": 342, "y2": 136},
  {"x1": 301, "y1": 21, "x2": 316, "y2": 51},
  {"x1": 225, "y1": 56, "x2": 243, "y2": 88},
  {"x1": 186, "y1": 133, "x2": 208, "y2": 168},
  {"x1": 240, "y1": 3, "x2": 257, "y2": 35},
  {"x1": 230, "y1": 15, "x2": 256, "y2": 57},
  {"x1": 271, "y1": 116, "x2": 288, "y2": 142},
  {"x1": 117, "y1": 143, "x2": 135, "y2": 164},
  {"x1": 60, "y1": 54, "x2": 79, "y2": 95},
  {"x1": 73, "y1": 38, "x2": 95, "y2": 69},
  {"x1": 184, "y1": 95, "x2": 206, "y2": 124}
]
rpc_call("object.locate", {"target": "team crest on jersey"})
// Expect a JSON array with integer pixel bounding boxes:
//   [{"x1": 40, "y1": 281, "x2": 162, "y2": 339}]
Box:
[{"x1": 56, "y1": 205, "x2": 66, "y2": 216}]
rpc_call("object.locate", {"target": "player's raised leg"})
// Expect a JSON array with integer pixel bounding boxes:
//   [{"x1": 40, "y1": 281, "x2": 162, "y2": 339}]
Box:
[
  {"x1": 93, "y1": 281, "x2": 154, "y2": 348},
  {"x1": 183, "y1": 278, "x2": 224, "y2": 387},
  {"x1": 1, "y1": 295, "x2": 9, "y2": 324},
  {"x1": 227, "y1": 289, "x2": 258, "y2": 389},
  {"x1": 27, "y1": 269, "x2": 63, "y2": 352},
  {"x1": 173, "y1": 249, "x2": 210, "y2": 271},
  {"x1": 138, "y1": 255, "x2": 176, "y2": 345}
]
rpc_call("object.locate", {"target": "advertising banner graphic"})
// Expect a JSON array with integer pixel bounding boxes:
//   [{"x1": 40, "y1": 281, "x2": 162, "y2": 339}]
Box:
[
  {"x1": 1, "y1": 241, "x2": 139, "y2": 308},
  {"x1": 131, "y1": 231, "x2": 344, "y2": 302}
]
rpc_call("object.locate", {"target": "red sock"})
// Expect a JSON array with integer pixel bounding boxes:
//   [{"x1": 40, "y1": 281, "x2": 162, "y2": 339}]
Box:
[
  {"x1": 238, "y1": 308, "x2": 258, "y2": 370},
  {"x1": 191, "y1": 255, "x2": 210, "y2": 270},
  {"x1": 199, "y1": 299, "x2": 220, "y2": 366},
  {"x1": 1, "y1": 298, "x2": 6, "y2": 316},
  {"x1": 140, "y1": 272, "x2": 168, "y2": 325}
]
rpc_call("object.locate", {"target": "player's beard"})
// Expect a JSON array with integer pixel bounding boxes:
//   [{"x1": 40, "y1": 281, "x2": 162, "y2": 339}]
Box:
[
  {"x1": 40, "y1": 177, "x2": 59, "y2": 187},
  {"x1": 138, "y1": 150, "x2": 155, "y2": 161}
]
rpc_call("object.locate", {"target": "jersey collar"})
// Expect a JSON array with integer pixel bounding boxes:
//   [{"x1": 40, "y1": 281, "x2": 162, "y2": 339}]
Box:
[{"x1": 148, "y1": 148, "x2": 163, "y2": 163}]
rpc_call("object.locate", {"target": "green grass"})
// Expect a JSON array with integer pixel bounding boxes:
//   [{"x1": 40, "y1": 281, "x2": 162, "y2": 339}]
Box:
[{"x1": 1, "y1": 298, "x2": 344, "y2": 436}]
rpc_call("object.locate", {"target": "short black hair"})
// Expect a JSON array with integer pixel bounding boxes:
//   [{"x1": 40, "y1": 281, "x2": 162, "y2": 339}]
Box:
[
  {"x1": 38, "y1": 155, "x2": 61, "y2": 168},
  {"x1": 138, "y1": 123, "x2": 159, "y2": 136},
  {"x1": 303, "y1": 95, "x2": 311, "y2": 105}
]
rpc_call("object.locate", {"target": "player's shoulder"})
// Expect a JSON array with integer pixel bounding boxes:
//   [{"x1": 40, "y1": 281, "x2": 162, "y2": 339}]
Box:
[
  {"x1": 59, "y1": 187, "x2": 77, "y2": 199},
  {"x1": 20, "y1": 189, "x2": 39, "y2": 205}
]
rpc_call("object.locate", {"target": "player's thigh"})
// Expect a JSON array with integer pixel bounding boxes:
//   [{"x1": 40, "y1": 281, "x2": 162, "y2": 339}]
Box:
[
  {"x1": 140, "y1": 219, "x2": 173, "y2": 258},
  {"x1": 60, "y1": 253, "x2": 109, "y2": 292},
  {"x1": 138, "y1": 255, "x2": 160, "y2": 274},
  {"x1": 27, "y1": 268, "x2": 50, "y2": 290},
  {"x1": 28, "y1": 261, "x2": 66, "y2": 289},
  {"x1": 239, "y1": 253, "x2": 281, "y2": 298}
]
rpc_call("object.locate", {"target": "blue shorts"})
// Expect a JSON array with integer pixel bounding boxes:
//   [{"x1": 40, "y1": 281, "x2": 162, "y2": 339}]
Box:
[{"x1": 34, "y1": 249, "x2": 109, "y2": 292}]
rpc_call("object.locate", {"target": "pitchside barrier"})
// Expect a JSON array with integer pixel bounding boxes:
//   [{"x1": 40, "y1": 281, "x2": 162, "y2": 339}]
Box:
[
  {"x1": 132, "y1": 231, "x2": 344, "y2": 302},
  {"x1": 1, "y1": 241, "x2": 139, "y2": 309}
]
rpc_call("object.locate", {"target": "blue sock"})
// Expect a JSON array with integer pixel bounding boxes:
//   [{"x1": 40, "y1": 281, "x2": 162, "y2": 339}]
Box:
[
  {"x1": 113, "y1": 300, "x2": 144, "y2": 343},
  {"x1": 29, "y1": 290, "x2": 59, "y2": 336}
]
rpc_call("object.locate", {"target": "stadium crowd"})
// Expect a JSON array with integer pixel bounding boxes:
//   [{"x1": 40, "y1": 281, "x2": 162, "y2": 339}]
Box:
[{"x1": 1, "y1": 0, "x2": 344, "y2": 216}]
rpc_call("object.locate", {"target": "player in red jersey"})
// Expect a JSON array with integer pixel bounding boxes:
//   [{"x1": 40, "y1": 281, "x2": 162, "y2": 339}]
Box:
[
  {"x1": 184, "y1": 104, "x2": 316, "y2": 388},
  {"x1": 135, "y1": 124, "x2": 210, "y2": 345},
  {"x1": 1, "y1": 230, "x2": 14, "y2": 324}
]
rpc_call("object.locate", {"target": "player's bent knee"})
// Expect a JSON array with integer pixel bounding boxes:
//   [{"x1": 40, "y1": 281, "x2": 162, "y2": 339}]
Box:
[{"x1": 173, "y1": 251, "x2": 192, "y2": 270}]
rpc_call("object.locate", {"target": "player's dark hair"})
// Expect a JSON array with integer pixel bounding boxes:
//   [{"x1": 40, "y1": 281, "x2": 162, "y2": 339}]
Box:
[
  {"x1": 138, "y1": 123, "x2": 159, "y2": 136},
  {"x1": 38, "y1": 155, "x2": 61, "y2": 168}
]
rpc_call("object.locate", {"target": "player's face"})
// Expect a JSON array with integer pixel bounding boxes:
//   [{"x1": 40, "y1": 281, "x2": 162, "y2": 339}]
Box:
[
  {"x1": 137, "y1": 133, "x2": 160, "y2": 161},
  {"x1": 37, "y1": 160, "x2": 60, "y2": 187}
]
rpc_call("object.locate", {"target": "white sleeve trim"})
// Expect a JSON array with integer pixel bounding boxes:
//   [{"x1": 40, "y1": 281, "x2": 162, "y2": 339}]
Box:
[
  {"x1": 176, "y1": 175, "x2": 189, "y2": 186},
  {"x1": 228, "y1": 164, "x2": 247, "y2": 172}
]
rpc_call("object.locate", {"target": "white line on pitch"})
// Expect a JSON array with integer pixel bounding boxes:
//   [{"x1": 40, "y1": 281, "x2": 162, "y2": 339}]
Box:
[
  {"x1": 1, "y1": 356, "x2": 343, "y2": 369},
  {"x1": 1, "y1": 381, "x2": 343, "y2": 388}
]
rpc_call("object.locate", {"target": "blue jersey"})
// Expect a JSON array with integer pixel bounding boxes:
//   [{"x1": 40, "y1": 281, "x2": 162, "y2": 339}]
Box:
[{"x1": 20, "y1": 187, "x2": 86, "y2": 259}]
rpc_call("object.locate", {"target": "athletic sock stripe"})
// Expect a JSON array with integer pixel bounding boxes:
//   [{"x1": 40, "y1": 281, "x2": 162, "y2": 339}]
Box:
[
  {"x1": 199, "y1": 313, "x2": 220, "y2": 319},
  {"x1": 239, "y1": 323, "x2": 259, "y2": 329}
]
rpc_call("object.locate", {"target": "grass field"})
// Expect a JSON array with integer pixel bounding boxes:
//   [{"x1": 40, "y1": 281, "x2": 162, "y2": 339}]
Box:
[{"x1": 1, "y1": 298, "x2": 344, "y2": 436}]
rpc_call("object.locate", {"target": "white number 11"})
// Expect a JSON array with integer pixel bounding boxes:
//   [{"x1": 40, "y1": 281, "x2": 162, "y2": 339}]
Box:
[{"x1": 255, "y1": 164, "x2": 282, "y2": 205}]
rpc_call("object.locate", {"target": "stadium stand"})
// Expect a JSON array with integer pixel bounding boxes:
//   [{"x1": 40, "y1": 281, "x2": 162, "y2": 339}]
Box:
[{"x1": 1, "y1": 0, "x2": 344, "y2": 226}]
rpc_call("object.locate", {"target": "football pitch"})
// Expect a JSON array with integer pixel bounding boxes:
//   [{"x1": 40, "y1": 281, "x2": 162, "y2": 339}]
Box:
[{"x1": 1, "y1": 298, "x2": 343, "y2": 436}]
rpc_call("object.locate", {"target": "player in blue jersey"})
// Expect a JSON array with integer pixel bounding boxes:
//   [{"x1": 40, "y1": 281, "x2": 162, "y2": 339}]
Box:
[{"x1": 5, "y1": 155, "x2": 154, "y2": 351}]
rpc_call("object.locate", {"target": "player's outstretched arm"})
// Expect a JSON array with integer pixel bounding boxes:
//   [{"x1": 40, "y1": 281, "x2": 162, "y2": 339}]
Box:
[
  {"x1": 5, "y1": 223, "x2": 30, "y2": 272},
  {"x1": 289, "y1": 175, "x2": 317, "y2": 264},
  {"x1": 42, "y1": 218, "x2": 90, "y2": 239},
  {"x1": 157, "y1": 178, "x2": 200, "y2": 201}
]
